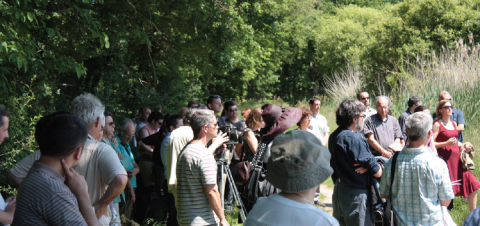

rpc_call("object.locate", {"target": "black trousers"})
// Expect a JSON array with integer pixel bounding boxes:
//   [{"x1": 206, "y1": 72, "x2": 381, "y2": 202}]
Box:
[{"x1": 163, "y1": 180, "x2": 179, "y2": 226}]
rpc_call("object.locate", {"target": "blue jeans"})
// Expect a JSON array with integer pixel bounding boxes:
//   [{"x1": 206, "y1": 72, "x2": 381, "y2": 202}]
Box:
[{"x1": 333, "y1": 179, "x2": 372, "y2": 226}]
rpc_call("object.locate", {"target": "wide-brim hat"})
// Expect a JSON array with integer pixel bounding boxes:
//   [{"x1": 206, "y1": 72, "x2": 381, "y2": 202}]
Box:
[
  {"x1": 260, "y1": 104, "x2": 302, "y2": 142},
  {"x1": 266, "y1": 130, "x2": 333, "y2": 193}
]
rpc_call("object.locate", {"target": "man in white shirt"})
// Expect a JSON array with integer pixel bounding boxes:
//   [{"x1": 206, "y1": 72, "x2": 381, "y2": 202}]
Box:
[
  {"x1": 308, "y1": 98, "x2": 329, "y2": 146},
  {"x1": 357, "y1": 91, "x2": 377, "y2": 119}
]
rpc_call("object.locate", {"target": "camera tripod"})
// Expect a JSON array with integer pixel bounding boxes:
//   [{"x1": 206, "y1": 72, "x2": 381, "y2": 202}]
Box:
[{"x1": 217, "y1": 144, "x2": 247, "y2": 222}]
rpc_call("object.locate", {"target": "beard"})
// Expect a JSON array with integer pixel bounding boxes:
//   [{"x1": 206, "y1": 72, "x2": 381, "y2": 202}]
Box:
[{"x1": 355, "y1": 119, "x2": 364, "y2": 132}]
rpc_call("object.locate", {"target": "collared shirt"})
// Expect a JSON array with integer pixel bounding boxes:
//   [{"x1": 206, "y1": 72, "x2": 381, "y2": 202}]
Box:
[
  {"x1": 160, "y1": 132, "x2": 172, "y2": 178},
  {"x1": 176, "y1": 143, "x2": 219, "y2": 225},
  {"x1": 364, "y1": 107, "x2": 377, "y2": 119},
  {"x1": 13, "y1": 162, "x2": 87, "y2": 226},
  {"x1": 363, "y1": 114, "x2": 403, "y2": 155},
  {"x1": 432, "y1": 108, "x2": 465, "y2": 142},
  {"x1": 115, "y1": 134, "x2": 136, "y2": 188},
  {"x1": 308, "y1": 113, "x2": 330, "y2": 144},
  {"x1": 398, "y1": 109, "x2": 413, "y2": 143},
  {"x1": 328, "y1": 127, "x2": 379, "y2": 189},
  {"x1": 379, "y1": 147, "x2": 454, "y2": 226}
]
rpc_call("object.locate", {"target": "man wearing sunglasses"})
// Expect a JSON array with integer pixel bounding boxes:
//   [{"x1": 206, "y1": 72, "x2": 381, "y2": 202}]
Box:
[
  {"x1": 357, "y1": 91, "x2": 377, "y2": 119},
  {"x1": 222, "y1": 100, "x2": 245, "y2": 212}
]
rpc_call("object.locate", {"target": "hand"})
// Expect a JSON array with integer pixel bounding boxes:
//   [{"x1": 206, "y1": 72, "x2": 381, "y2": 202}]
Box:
[
  {"x1": 447, "y1": 137, "x2": 457, "y2": 146},
  {"x1": 112, "y1": 137, "x2": 119, "y2": 147},
  {"x1": 5, "y1": 197, "x2": 16, "y2": 213},
  {"x1": 219, "y1": 218, "x2": 230, "y2": 226},
  {"x1": 130, "y1": 189, "x2": 136, "y2": 204},
  {"x1": 211, "y1": 132, "x2": 229, "y2": 150},
  {"x1": 382, "y1": 151, "x2": 393, "y2": 159},
  {"x1": 117, "y1": 152, "x2": 124, "y2": 159},
  {"x1": 5, "y1": 196, "x2": 16, "y2": 203},
  {"x1": 61, "y1": 159, "x2": 89, "y2": 198},
  {"x1": 93, "y1": 202, "x2": 108, "y2": 220},
  {"x1": 128, "y1": 168, "x2": 140, "y2": 178},
  {"x1": 354, "y1": 163, "x2": 368, "y2": 174}
]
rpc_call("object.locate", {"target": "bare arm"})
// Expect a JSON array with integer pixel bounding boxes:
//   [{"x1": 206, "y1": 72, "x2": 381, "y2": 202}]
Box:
[
  {"x1": 0, "y1": 197, "x2": 16, "y2": 224},
  {"x1": 457, "y1": 124, "x2": 465, "y2": 133},
  {"x1": 244, "y1": 131, "x2": 258, "y2": 154},
  {"x1": 126, "y1": 180, "x2": 136, "y2": 204},
  {"x1": 62, "y1": 160, "x2": 98, "y2": 226},
  {"x1": 432, "y1": 122, "x2": 456, "y2": 148},
  {"x1": 7, "y1": 171, "x2": 23, "y2": 186},
  {"x1": 127, "y1": 161, "x2": 140, "y2": 179},
  {"x1": 322, "y1": 133, "x2": 329, "y2": 146},
  {"x1": 204, "y1": 184, "x2": 229, "y2": 226},
  {"x1": 207, "y1": 132, "x2": 229, "y2": 155},
  {"x1": 440, "y1": 200, "x2": 451, "y2": 207},
  {"x1": 366, "y1": 133, "x2": 392, "y2": 158},
  {"x1": 373, "y1": 163, "x2": 383, "y2": 178},
  {"x1": 93, "y1": 174, "x2": 128, "y2": 219},
  {"x1": 138, "y1": 129, "x2": 154, "y2": 158}
]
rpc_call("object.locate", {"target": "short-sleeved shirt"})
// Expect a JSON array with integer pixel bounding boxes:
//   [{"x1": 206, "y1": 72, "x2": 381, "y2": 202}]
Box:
[
  {"x1": 244, "y1": 194, "x2": 339, "y2": 226},
  {"x1": 160, "y1": 132, "x2": 172, "y2": 178},
  {"x1": 9, "y1": 149, "x2": 41, "y2": 179},
  {"x1": 74, "y1": 135, "x2": 127, "y2": 204},
  {"x1": 176, "y1": 143, "x2": 219, "y2": 225},
  {"x1": 167, "y1": 126, "x2": 194, "y2": 195},
  {"x1": 308, "y1": 113, "x2": 330, "y2": 143},
  {"x1": 432, "y1": 108, "x2": 465, "y2": 142},
  {"x1": 379, "y1": 147, "x2": 454, "y2": 226},
  {"x1": 363, "y1": 114, "x2": 403, "y2": 155},
  {"x1": 328, "y1": 127, "x2": 379, "y2": 189},
  {"x1": 13, "y1": 162, "x2": 87, "y2": 226}
]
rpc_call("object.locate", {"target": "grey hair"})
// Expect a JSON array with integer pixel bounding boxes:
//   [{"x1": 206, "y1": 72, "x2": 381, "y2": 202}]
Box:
[
  {"x1": 183, "y1": 108, "x2": 197, "y2": 125},
  {"x1": 190, "y1": 109, "x2": 215, "y2": 136},
  {"x1": 71, "y1": 93, "x2": 105, "y2": 128},
  {"x1": 439, "y1": 91, "x2": 450, "y2": 101},
  {"x1": 405, "y1": 112, "x2": 433, "y2": 142},
  {"x1": 117, "y1": 118, "x2": 134, "y2": 136},
  {"x1": 374, "y1": 96, "x2": 391, "y2": 106}
]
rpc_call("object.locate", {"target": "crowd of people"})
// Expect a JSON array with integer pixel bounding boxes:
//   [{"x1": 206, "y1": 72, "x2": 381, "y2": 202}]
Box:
[{"x1": 0, "y1": 90, "x2": 478, "y2": 226}]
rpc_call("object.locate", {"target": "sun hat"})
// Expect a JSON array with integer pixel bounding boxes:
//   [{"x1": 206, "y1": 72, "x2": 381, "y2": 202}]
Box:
[
  {"x1": 260, "y1": 104, "x2": 302, "y2": 142},
  {"x1": 266, "y1": 130, "x2": 333, "y2": 193}
]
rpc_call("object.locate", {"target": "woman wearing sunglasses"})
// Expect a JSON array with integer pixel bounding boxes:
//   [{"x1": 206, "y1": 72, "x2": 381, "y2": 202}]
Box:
[{"x1": 433, "y1": 100, "x2": 479, "y2": 212}]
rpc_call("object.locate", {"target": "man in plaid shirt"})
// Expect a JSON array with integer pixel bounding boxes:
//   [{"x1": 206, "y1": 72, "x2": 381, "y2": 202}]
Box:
[{"x1": 380, "y1": 112, "x2": 454, "y2": 226}]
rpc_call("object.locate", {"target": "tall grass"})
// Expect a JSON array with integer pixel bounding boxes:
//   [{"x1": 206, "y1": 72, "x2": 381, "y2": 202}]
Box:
[{"x1": 324, "y1": 36, "x2": 480, "y2": 224}]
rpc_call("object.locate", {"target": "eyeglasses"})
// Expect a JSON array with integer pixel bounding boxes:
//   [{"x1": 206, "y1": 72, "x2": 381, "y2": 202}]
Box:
[
  {"x1": 157, "y1": 121, "x2": 163, "y2": 125},
  {"x1": 107, "y1": 122, "x2": 115, "y2": 126},
  {"x1": 228, "y1": 108, "x2": 238, "y2": 112},
  {"x1": 443, "y1": 106, "x2": 453, "y2": 109},
  {"x1": 210, "y1": 122, "x2": 218, "y2": 128},
  {"x1": 361, "y1": 97, "x2": 370, "y2": 100},
  {"x1": 357, "y1": 115, "x2": 367, "y2": 118},
  {"x1": 100, "y1": 125, "x2": 104, "y2": 132}
]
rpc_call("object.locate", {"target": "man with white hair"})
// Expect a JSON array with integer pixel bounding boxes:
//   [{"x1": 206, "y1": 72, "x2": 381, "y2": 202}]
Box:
[
  {"x1": 363, "y1": 96, "x2": 403, "y2": 158},
  {"x1": 380, "y1": 112, "x2": 454, "y2": 225},
  {"x1": 70, "y1": 93, "x2": 128, "y2": 223}
]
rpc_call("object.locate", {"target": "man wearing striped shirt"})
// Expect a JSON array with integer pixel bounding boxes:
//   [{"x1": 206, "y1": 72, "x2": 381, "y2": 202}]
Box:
[
  {"x1": 176, "y1": 109, "x2": 229, "y2": 226},
  {"x1": 13, "y1": 115, "x2": 98, "y2": 226}
]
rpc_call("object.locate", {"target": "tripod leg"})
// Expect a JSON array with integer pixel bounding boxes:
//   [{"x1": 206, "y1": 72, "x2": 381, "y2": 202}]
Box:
[{"x1": 224, "y1": 165, "x2": 247, "y2": 222}]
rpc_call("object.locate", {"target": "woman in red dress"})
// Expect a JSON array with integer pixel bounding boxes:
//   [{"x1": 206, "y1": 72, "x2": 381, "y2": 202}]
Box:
[{"x1": 433, "y1": 100, "x2": 479, "y2": 211}]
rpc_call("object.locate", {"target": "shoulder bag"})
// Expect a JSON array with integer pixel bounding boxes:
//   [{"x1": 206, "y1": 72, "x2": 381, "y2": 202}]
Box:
[
  {"x1": 232, "y1": 143, "x2": 252, "y2": 185},
  {"x1": 241, "y1": 141, "x2": 279, "y2": 203},
  {"x1": 373, "y1": 151, "x2": 399, "y2": 226}
]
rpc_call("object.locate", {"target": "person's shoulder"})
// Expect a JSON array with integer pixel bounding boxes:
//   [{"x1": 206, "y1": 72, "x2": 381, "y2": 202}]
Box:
[
  {"x1": 453, "y1": 108, "x2": 464, "y2": 114},
  {"x1": 311, "y1": 208, "x2": 340, "y2": 226},
  {"x1": 388, "y1": 115, "x2": 399, "y2": 122}
]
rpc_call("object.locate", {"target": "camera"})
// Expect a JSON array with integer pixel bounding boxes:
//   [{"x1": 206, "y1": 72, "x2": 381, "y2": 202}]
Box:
[{"x1": 219, "y1": 124, "x2": 243, "y2": 145}]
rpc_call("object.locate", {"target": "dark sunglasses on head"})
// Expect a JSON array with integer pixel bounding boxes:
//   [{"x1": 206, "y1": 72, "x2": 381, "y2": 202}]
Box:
[
  {"x1": 361, "y1": 97, "x2": 370, "y2": 100},
  {"x1": 228, "y1": 108, "x2": 238, "y2": 112}
]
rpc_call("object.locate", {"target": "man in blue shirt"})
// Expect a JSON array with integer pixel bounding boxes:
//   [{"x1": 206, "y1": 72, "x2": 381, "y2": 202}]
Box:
[
  {"x1": 329, "y1": 99, "x2": 383, "y2": 226},
  {"x1": 380, "y1": 112, "x2": 454, "y2": 226}
]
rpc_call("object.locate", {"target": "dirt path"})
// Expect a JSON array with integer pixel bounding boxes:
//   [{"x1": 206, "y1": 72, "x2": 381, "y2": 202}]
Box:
[{"x1": 319, "y1": 184, "x2": 334, "y2": 215}]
